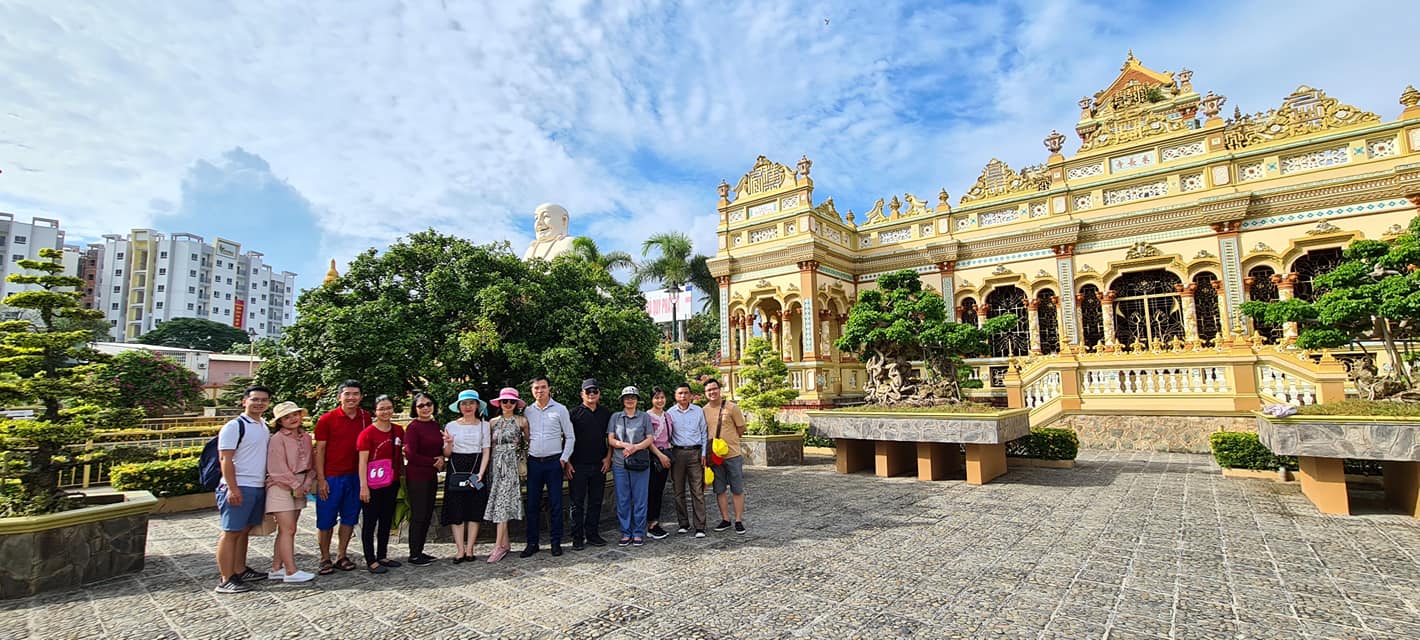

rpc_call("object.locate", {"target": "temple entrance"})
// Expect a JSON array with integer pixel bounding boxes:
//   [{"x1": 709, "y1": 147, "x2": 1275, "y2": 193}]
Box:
[{"x1": 1110, "y1": 270, "x2": 1184, "y2": 346}]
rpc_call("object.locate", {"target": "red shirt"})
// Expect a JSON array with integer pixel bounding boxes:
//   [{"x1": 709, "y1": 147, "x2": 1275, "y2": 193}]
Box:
[
  {"x1": 356, "y1": 423, "x2": 405, "y2": 477},
  {"x1": 403, "y1": 419, "x2": 444, "y2": 483},
  {"x1": 315, "y1": 407, "x2": 371, "y2": 477}
]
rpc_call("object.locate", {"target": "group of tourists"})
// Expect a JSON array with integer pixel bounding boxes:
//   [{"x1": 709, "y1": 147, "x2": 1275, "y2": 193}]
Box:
[{"x1": 211, "y1": 376, "x2": 747, "y2": 594}]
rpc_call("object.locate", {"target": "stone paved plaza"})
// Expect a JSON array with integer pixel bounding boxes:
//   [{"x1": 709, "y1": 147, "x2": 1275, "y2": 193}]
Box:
[{"x1": 3, "y1": 451, "x2": 1419, "y2": 639}]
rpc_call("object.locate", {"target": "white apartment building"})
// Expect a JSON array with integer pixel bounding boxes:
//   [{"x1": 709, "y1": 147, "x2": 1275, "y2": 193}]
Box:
[
  {"x1": 0, "y1": 213, "x2": 68, "y2": 302},
  {"x1": 93, "y1": 230, "x2": 297, "y2": 341}
]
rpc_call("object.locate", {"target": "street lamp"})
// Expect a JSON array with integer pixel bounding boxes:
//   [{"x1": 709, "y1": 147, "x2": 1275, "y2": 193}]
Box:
[
  {"x1": 666, "y1": 282, "x2": 683, "y2": 362},
  {"x1": 246, "y1": 328, "x2": 258, "y2": 377}
]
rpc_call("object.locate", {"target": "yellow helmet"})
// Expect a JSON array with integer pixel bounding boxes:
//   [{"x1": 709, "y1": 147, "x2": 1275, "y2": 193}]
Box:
[
  {"x1": 703, "y1": 467, "x2": 715, "y2": 485},
  {"x1": 712, "y1": 438, "x2": 730, "y2": 457}
]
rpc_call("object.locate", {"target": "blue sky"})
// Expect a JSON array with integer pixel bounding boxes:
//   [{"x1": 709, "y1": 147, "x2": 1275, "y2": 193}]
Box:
[{"x1": 2, "y1": 0, "x2": 1418, "y2": 292}]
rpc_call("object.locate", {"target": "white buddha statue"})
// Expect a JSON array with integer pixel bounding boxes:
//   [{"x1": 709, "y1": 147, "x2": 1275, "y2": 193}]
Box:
[{"x1": 522, "y1": 203, "x2": 576, "y2": 261}]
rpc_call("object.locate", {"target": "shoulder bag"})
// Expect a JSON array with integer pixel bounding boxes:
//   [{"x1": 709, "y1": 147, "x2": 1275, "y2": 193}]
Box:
[
  {"x1": 618, "y1": 415, "x2": 651, "y2": 471},
  {"x1": 366, "y1": 437, "x2": 395, "y2": 489}
]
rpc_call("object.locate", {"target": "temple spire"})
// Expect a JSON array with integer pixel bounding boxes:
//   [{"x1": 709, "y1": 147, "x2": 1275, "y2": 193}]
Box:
[{"x1": 323, "y1": 259, "x2": 340, "y2": 285}]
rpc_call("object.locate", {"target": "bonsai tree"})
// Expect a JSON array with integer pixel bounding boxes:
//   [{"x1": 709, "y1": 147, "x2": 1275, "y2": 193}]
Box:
[
  {"x1": 835, "y1": 269, "x2": 1014, "y2": 405},
  {"x1": 735, "y1": 337, "x2": 798, "y2": 433},
  {"x1": 0, "y1": 248, "x2": 139, "y2": 516},
  {"x1": 1241, "y1": 214, "x2": 1420, "y2": 400}
]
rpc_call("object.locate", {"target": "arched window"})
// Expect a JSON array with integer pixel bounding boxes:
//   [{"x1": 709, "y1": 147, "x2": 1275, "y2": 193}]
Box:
[
  {"x1": 1246, "y1": 266, "x2": 1282, "y2": 343},
  {"x1": 1192, "y1": 272, "x2": 1221, "y2": 344},
  {"x1": 1079, "y1": 285, "x2": 1104, "y2": 348},
  {"x1": 1290, "y1": 247, "x2": 1344, "y2": 303},
  {"x1": 986, "y1": 286, "x2": 1029, "y2": 357},
  {"x1": 1110, "y1": 269, "x2": 1184, "y2": 346},
  {"x1": 959, "y1": 297, "x2": 978, "y2": 327},
  {"x1": 1037, "y1": 289, "x2": 1059, "y2": 354}
]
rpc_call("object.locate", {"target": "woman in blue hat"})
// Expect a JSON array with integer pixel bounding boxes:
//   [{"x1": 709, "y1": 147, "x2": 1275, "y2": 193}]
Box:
[{"x1": 440, "y1": 389, "x2": 491, "y2": 563}]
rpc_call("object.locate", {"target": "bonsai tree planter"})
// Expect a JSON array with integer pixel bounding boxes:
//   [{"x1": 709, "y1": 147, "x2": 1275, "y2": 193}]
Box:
[
  {"x1": 0, "y1": 491, "x2": 158, "y2": 599},
  {"x1": 1257, "y1": 415, "x2": 1420, "y2": 517},
  {"x1": 741, "y1": 434, "x2": 804, "y2": 467},
  {"x1": 806, "y1": 409, "x2": 1030, "y2": 485}
]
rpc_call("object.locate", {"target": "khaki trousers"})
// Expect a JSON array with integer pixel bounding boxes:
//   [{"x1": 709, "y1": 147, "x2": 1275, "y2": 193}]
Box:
[{"x1": 670, "y1": 448, "x2": 706, "y2": 530}]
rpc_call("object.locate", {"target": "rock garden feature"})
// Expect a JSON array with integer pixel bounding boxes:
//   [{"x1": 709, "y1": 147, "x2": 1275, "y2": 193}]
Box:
[{"x1": 810, "y1": 270, "x2": 1023, "y2": 483}]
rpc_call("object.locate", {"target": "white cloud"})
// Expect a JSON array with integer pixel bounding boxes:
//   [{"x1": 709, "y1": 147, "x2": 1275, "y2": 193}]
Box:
[{"x1": 0, "y1": 0, "x2": 1416, "y2": 290}]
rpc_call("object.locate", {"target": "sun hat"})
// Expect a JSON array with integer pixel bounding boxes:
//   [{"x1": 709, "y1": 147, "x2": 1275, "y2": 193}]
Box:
[
  {"x1": 271, "y1": 401, "x2": 307, "y2": 421},
  {"x1": 619, "y1": 385, "x2": 640, "y2": 400},
  {"x1": 494, "y1": 387, "x2": 526, "y2": 411},
  {"x1": 448, "y1": 389, "x2": 487, "y2": 416}
]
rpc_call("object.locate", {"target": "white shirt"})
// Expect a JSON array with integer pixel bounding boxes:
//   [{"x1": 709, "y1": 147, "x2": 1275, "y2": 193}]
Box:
[
  {"x1": 444, "y1": 419, "x2": 489, "y2": 454},
  {"x1": 525, "y1": 398, "x2": 575, "y2": 461},
  {"x1": 217, "y1": 413, "x2": 270, "y2": 488}
]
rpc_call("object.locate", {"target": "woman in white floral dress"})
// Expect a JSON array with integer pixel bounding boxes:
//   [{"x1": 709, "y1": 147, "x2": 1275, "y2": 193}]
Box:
[{"x1": 483, "y1": 387, "x2": 529, "y2": 563}]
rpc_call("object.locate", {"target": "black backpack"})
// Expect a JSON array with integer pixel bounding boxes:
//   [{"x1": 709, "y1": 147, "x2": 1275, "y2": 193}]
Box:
[{"x1": 198, "y1": 420, "x2": 246, "y2": 489}]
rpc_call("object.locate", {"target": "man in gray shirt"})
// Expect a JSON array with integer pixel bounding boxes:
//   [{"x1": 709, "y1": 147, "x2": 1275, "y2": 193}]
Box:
[
  {"x1": 667, "y1": 382, "x2": 709, "y2": 538},
  {"x1": 521, "y1": 376, "x2": 575, "y2": 557}
]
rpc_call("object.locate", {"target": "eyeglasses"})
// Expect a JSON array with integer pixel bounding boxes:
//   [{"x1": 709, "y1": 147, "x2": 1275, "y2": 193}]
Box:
[
  {"x1": 584, "y1": 388, "x2": 601, "y2": 394},
  {"x1": 414, "y1": 403, "x2": 433, "y2": 408}
]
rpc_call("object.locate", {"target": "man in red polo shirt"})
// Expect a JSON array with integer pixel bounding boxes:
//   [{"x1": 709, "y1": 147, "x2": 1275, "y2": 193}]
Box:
[{"x1": 314, "y1": 380, "x2": 371, "y2": 574}]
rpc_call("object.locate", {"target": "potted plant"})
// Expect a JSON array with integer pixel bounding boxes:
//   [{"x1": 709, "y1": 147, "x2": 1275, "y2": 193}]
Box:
[
  {"x1": 0, "y1": 248, "x2": 156, "y2": 599},
  {"x1": 807, "y1": 270, "x2": 1027, "y2": 484},
  {"x1": 736, "y1": 337, "x2": 802, "y2": 466}
]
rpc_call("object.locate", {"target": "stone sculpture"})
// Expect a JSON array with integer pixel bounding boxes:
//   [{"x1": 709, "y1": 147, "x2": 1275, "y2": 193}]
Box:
[{"x1": 522, "y1": 203, "x2": 576, "y2": 261}]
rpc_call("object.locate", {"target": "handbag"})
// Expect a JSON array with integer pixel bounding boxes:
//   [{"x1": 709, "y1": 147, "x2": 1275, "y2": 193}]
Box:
[
  {"x1": 618, "y1": 415, "x2": 651, "y2": 471},
  {"x1": 367, "y1": 438, "x2": 395, "y2": 489},
  {"x1": 446, "y1": 455, "x2": 480, "y2": 492}
]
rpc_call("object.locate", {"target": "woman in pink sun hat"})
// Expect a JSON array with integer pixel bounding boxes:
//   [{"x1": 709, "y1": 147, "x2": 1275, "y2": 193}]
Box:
[{"x1": 482, "y1": 387, "x2": 528, "y2": 563}]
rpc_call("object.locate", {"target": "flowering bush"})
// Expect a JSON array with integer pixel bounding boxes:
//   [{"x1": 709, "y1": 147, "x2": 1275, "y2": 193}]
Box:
[{"x1": 107, "y1": 350, "x2": 204, "y2": 417}]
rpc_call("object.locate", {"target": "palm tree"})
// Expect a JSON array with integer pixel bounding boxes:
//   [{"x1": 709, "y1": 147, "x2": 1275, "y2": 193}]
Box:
[
  {"x1": 634, "y1": 232, "x2": 718, "y2": 354},
  {"x1": 569, "y1": 236, "x2": 635, "y2": 274}
]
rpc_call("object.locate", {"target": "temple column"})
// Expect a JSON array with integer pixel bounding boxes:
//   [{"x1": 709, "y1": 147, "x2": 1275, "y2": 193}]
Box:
[
  {"x1": 817, "y1": 309, "x2": 832, "y2": 359},
  {"x1": 797, "y1": 261, "x2": 819, "y2": 361},
  {"x1": 936, "y1": 261, "x2": 956, "y2": 317},
  {"x1": 1101, "y1": 291, "x2": 1117, "y2": 347},
  {"x1": 976, "y1": 304, "x2": 990, "y2": 331},
  {"x1": 1179, "y1": 284, "x2": 1199, "y2": 343},
  {"x1": 835, "y1": 313, "x2": 851, "y2": 363},
  {"x1": 1275, "y1": 273, "x2": 1299, "y2": 342},
  {"x1": 1212, "y1": 221, "x2": 1245, "y2": 339},
  {"x1": 717, "y1": 275, "x2": 731, "y2": 362},
  {"x1": 1052, "y1": 245, "x2": 1079, "y2": 344},
  {"x1": 1027, "y1": 299, "x2": 1042, "y2": 355}
]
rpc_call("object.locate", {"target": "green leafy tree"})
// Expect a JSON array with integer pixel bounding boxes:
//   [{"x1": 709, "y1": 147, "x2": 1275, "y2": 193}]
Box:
[
  {"x1": 735, "y1": 337, "x2": 798, "y2": 433},
  {"x1": 1241, "y1": 214, "x2": 1420, "y2": 397},
  {"x1": 257, "y1": 231, "x2": 676, "y2": 415},
  {"x1": 633, "y1": 231, "x2": 719, "y2": 329},
  {"x1": 835, "y1": 269, "x2": 1013, "y2": 404},
  {"x1": 137, "y1": 317, "x2": 251, "y2": 352},
  {"x1": 107, "y1": 350, "x2": 205, "y2": 416},
  {"x1": 684, "y1": 311, "x2": 720, "y2": 358},
  {"x1": 0, "y1": 248, "x2": 133, "y2": 516}
]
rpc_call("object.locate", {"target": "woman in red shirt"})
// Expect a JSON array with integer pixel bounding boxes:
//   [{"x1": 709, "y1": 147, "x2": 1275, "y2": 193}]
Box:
[
  {"x1": 402, "y1": 392, "x2": 444, "y2": 565},
  {"x1": 357, "y1": 395, "x2": 405, "y2": 573}
]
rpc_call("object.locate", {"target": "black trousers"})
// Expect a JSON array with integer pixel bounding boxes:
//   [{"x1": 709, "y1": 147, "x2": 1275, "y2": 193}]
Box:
[
  {"x1": 568, "y1": 462, "x2": 606, "y2": 543},
  {"x1": 361, "y1": 482, "x2": 399, "y2": 564},
  {"x1": 406, "y1": 478, "x2": 437, "y2": 557},
  {"x1": 647, "y1": 452, "x2": 671, "y2": 524}
]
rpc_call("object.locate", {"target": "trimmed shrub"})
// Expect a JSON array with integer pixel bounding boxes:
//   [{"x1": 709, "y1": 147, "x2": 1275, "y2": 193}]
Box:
[
  {"x1": 155, "y1": 445, "x2": 205, "y2": 459},
  {"x1": 1006, "y1": 428, "x2": 1079, "y2": 460},
  {"x1": 789, "y1": 423, "x2": 836, "y2": 448},
  {"x1": 92, "y1": 425, "x2": 222, "y2": 443},
  {"x1": 1209, "y1": 431, "x2": 1297, "y2": 470},
  {"x1": 110, "y1": 457, "x2": 204, "y2": 497}
]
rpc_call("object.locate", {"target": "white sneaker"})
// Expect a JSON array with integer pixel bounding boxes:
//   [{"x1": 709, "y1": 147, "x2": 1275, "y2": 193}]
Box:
[
  {"x1": 283, "y1": 570, "x2": 315, "y2": 583},
  {"x1": 677, "y1": 527, "x2": 689, "y2": 534},
  {"x1": 267, "y1": 570, "x2": 285, "y2": 580}
]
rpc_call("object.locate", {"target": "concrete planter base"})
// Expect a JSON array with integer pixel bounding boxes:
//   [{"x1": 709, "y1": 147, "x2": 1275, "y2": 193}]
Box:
[
  {"x1": 741, "y1": 434, "x2": 804, "y2": 467},
  {"x1": 1221, "y1": 468, "x2": 1282, "y2": 481},
  {"x1": 807, "y1": 409, "x2": 1029, "y2": 485},
  {"x1": 1257, "y1": 414, "x2": 1420, "y2": 517},
  {"x1": 0, "y1": 491, "x2": 157, "y2": 599},
  {"x1": 1008, "y1": 457, "x2": 1075, "y2": 469},
  {"x1": 153, "y1": 492, "x2": 216, "y2": 514}
]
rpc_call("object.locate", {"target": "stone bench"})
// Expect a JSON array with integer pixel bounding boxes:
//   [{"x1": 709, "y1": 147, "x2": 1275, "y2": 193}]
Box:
[
  {"x1": 806, "y1": 409, "x2": 1030, "y2": 485},
  {"x1": 1257, "y1": 415, "x2": 1420, "y2": 517}
]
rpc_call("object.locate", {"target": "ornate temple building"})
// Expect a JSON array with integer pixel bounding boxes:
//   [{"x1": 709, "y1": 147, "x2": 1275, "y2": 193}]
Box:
[{"x1": 709, "y1": 55, "x2": 1420, "y2": 441}]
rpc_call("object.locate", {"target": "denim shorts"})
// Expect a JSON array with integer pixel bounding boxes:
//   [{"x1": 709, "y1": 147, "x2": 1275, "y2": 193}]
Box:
[
  {"x1": 216, "y1": 485, "x2": 267, "y2": 532},
  {"x1": 711, "y1": 456, "x2": 745, "y2": 495},
  {"x1": 315, "y1": 474, "x2": 362, "y2": 530}
]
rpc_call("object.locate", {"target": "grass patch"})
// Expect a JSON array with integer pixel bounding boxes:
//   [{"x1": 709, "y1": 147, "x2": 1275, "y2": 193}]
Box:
[
  {"x1": 824, "y1": 402, "x2": 1004, "y2": 414},
  {"x1": 1293, "y1": 400, "x2": 1420, "y2": 418}
]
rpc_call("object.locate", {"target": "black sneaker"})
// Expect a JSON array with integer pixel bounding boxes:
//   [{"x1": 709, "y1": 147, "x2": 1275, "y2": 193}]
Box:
[
  {"x1": 694, "y1": 529, "x2": 706, "y2": 538},
  {"x1": 648, "y1": 525, "x2": 669, "y2": 540},
  {"x1": 587, "y1": 537, "x2": 608, "y2": 547},
  {"x1": 237, "y1": 566, "x2": 266, "y2": 582},
  {"x1": 735, "y1": 521, "x2": 747, "y2": 534},
  {"x1": 551, "y1": 544, "x2": 563, "y2": 557},
  {"x1": 409, "y1": 555, "x2": 435, "y2": 566},
  {"x1": 519, "y1": 545, "x2": 540, "y2": 559},
  {"x1": 714, "y1": 520, "x2": 732, "y2": 532},
  {"x1": 572, "y1": 540, "x2": 586, "y2": 551},
  {"x1": 676, "y1": 526, "x2": 689, "y2": 534},
  {"x1": 213, "y1": 577, "x2": 251, "y2": 594}
]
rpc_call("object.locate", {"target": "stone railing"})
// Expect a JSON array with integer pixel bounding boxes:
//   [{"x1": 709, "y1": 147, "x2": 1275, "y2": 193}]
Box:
[{"x1": 1006, "y1": 337, "x2": 1349, "y2": 423}]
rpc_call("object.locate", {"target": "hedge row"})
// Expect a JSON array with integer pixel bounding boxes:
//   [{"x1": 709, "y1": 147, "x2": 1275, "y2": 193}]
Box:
[
  {"x1": 1006, "y1": 428, "x2": 1079, "y2": 461},
  {"x1": 1209, "y1": 432, "x2": 1297, "y2": 470},
  {"x1": 91, "y1": 425, "x2": 222, "y2": 443},
  {"x1": 110, "y1": 457, "x2": 204, "y2": 497}
]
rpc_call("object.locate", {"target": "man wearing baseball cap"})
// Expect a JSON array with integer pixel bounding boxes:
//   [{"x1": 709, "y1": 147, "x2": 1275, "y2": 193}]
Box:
[{"x1": 566, "y1": 378, "x2": 612, "y2": 550}]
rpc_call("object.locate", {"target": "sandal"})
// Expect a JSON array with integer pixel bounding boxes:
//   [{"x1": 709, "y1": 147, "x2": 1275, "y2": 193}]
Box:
[
  {"x1": 318, "y1": 559, "x2": 335, "y2": 576},
  {"x1": 335, "y1": 557, "x2": 357, "y2": 572}
]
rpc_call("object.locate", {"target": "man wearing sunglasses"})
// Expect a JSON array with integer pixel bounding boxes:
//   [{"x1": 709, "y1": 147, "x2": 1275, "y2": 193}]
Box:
[{"x1": 566, "y1": 378, "x2": 613, "y2": 550}]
